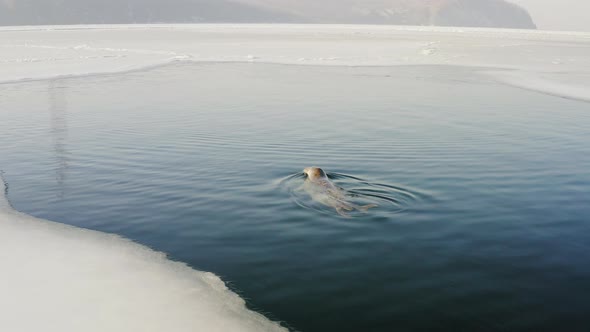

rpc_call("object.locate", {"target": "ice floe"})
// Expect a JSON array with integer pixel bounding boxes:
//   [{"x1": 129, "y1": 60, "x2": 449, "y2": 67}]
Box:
[
  {"x1": 0, "y1": 24, "x2": 589, "y2": 102},
  {"x1": 0, "y1": 175, "x2": 286, "y2": 332}
]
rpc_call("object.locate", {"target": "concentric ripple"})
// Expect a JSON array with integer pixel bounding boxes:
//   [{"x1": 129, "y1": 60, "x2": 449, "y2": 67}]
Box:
[{"x1": 277, "y1": 171, "x2": 426, "y2": 218}]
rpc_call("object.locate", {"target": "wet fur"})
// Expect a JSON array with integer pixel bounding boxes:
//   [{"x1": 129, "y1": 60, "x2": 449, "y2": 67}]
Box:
[{"x1": 303, "y1": 167, "x2": 377, "y2": 217}]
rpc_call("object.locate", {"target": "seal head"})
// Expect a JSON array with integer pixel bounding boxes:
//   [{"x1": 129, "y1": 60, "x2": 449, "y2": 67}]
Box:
[{"x1": 303, "y1": 167, "x2": 327, "y2": 181}]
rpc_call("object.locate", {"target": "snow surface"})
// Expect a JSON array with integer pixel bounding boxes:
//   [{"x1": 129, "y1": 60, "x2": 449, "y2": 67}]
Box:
[
  {"x1": 0, "y1": 176, "x2": 286, "y2": 332},
  {"x1": 1, "y1": 24, "x2": 589, "y2": 101}
]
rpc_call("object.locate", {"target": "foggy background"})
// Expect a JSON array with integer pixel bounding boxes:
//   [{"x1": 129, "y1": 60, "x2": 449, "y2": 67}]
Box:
[
  {"x1": 0, "y1": 0, "x2": 588, "y2": 31},
  {"x1": 510, "y1": 0, "x2": 590, "y2": 31}
]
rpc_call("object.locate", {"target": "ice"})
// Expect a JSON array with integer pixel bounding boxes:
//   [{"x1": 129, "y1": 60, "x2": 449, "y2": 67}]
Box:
[
  {"x1": 0, "y1": 176, "x2": 286, "y2": 332},
  {"x1": 486, "y1": 70, "x2": 590, "y2": 102},
  {"x1": 0, "y1": 24, "x2": 589, "y2": 101},
  {"x1": 1, "y1": 23, "x2": 589, "y2": 331}
]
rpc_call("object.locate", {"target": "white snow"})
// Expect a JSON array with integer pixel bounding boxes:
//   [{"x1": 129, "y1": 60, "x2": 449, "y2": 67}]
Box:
[
  {"x1": 1, "y1": 24, "x2": 589, "y2": 101},
  {"x1": 0, "y1": 177, "x2": 286, "y2": 332}
]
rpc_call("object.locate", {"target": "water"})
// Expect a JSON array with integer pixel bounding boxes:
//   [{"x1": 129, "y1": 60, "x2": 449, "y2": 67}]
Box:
[{"x1": 1, "y1": 63, "x2": 590, "y2": 331}]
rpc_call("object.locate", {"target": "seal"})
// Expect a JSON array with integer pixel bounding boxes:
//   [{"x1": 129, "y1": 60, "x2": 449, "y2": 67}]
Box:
[{"x1": 303, "y1": 167, "x2": 377, "y2": 217}]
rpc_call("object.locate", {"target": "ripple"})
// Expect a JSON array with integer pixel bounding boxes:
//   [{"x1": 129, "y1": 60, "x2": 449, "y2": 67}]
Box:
[{"x1": 277, "y1": 171, "x2": 427, "y2": 218}]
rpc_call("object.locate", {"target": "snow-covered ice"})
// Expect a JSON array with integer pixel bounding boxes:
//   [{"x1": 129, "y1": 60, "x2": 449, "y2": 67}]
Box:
[
  {"x1": 0, "y1": 176, "x2": 286, "y2": 332},
  {"x1": 1, "y1": 24, "x2": 589, "y2": 101}
]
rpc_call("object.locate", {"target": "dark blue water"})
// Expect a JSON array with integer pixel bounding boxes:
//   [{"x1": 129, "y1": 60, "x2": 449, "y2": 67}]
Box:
[{"x1": 1, "y1": 63, "x2": 590, "y2": 331}]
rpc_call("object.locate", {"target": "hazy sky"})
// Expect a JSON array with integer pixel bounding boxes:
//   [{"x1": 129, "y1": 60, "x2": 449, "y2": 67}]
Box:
[{"x1": 510, "y1": 0, "x2": 590, "y2": 31}]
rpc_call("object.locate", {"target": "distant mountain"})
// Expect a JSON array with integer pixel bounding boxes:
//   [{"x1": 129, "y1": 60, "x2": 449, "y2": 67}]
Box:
[
  {"x1": 0, "y1": 0, "x2": 300, "y2": 25},
  {"x1": 0, "y1": 0, "x2": 536, "y2": 29},
  {"x1": 234, "y1": 0, "x2": 537, "y2": 29},
  {"x1": 433, "y1": 0, "x2": 537, "y2": 29}
]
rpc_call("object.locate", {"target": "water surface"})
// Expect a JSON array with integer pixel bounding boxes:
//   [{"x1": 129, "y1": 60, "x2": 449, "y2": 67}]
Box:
[{"x1": 1, "y1": 63, "x2": 590, "y2": 331}]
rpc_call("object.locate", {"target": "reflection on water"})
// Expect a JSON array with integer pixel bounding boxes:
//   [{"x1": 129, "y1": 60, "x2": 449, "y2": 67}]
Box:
[
  {"x1": 1, "y1": 63, "x2": 590, "y2": 332},
  {"x1": 48, "y1": 81, "x2": 69, "y2": 199}
]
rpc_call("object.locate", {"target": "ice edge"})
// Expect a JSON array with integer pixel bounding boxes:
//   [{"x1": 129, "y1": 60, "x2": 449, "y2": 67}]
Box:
[{"x1": 0, "y1": 174, "x2": 287, "y2": 332}]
